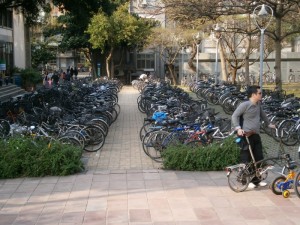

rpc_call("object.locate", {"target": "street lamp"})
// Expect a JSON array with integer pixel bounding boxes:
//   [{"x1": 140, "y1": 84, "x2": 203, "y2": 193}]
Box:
[
  {"x1": 213, "y1": 24, "x2": 224, "y2": 85},
  {"x1": 181, "y1": 46, "x2": 185, "y2": 79},
  {"x1": 253, "y1": 4, "x2": 273, "y2": 89}
]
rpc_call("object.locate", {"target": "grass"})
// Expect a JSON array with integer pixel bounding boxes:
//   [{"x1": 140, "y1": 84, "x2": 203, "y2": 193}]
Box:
[
  {"x1": 264, "y1": 83, "x2": 300, "y2": 97},
  {"x1": 179, "y1": 83, "x2": 300, "y2": 98}
]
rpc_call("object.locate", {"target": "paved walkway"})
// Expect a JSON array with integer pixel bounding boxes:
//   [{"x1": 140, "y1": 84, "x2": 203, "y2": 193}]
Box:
[
  {"x1": 82, "y1": 86, "x2": 161, "y2": 170},
  {"x1": 0, "y1": 86, "x2": 300, "y2": 225}
]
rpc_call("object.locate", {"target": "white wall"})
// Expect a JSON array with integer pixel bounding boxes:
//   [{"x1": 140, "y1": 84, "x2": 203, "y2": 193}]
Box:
[{"x1": 13, "y1": 10, "x2": 26, "y2": 69}]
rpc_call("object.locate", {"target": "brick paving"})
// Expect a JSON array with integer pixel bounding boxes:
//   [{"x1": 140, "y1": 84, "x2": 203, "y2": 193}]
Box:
[{"x1": 0, "y1": 85, "x2": 300, "y2": 225}]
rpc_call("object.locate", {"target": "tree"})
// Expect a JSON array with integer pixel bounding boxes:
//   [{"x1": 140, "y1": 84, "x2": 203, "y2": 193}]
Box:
[
  {"x1": 31, "y1": 41, "x2": 56, "y2": 69},
  {"x1": 48, "y1": 0, "x2": 125, "y2": 78},
  {"x1": 87, "y1": 3, "x2": 154, "y2": 78},
  {"x1": 216, "y1": 17, "x2": 274, "y2": 84},
  {"x1": 145, "y1": 28, "x2": 187, "y2": 85},
  {"x1": 162, "y1": 0, "x2": 300, "y2": 90},
  {"x1": 1, "y1": 0, "x2": 50, "y2": 25}
]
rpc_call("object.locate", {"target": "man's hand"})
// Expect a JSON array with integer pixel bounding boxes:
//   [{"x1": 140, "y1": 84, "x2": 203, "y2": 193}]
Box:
[{"x1": 237, "y1": 128, "x2": 244, "y2": 136}]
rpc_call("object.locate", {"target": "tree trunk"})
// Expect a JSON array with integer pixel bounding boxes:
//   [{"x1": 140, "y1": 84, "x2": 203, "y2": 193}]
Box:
[
  {"x1": 232, "y1": 67, "x2": 238, "y2": 84},
  {"x1": 219, "y1": 40, "x2": 227, "y2": 82},
  {"x1": 168, "y1": 63, "x2": 177, "y2": 85},
  {"x1": 91, "y1": 49, "x2": 97, "y2": 79},
  {"x1": 274, "y1": 17, "x2": 282, "y2": 91},
  {"x1": 188, "y1": 43, "x2": 197, "y2": 72},
  {"x1": 244, "y1": 35, "x2": 251, "y2": 86},
  {"x1": 111, "y1": 59, "x2": 114, "y2": 79},
  {"x1": 106, "y1": 47, "x2": 113, "y2": 79}
]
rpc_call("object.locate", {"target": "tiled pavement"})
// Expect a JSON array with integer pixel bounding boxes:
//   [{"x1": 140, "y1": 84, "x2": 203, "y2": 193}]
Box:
[{"x1": 0, "y1": 86, "x2": 300, "y2": 225}]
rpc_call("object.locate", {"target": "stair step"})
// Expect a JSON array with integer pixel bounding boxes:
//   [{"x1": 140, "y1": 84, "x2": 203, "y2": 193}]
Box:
[
  {"x1": 0, "y1": 84, "x2": 28, "y2": 103},
  {"x1": 0, "y1": 84, "x2": 18, "y2": 92},
  {"x1": 0, "y1": 86, "x2": 23, "y2": 95}
]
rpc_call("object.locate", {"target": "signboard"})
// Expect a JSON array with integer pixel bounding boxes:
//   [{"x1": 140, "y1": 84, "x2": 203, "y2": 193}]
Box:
[
  {"x1": 0, "y1": 60, "x2": 6, "y2": 71},
  {"x1": 97, "y1": 63, "x2": 101, "y2": 77},
  {"x1": 0, "y1": 63, "x2": 6, "y2": 71}
]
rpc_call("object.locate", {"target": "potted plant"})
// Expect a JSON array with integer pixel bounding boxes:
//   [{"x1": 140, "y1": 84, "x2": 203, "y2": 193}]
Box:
[{"x1": 20, "y1": 68, "x2": 42, "y2": 91}]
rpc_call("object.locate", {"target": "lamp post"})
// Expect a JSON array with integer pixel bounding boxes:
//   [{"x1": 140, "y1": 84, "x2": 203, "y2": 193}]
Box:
[
  {"x1": 213, "y1": 24, "x2": 224, "y2": 85},
  {"x1": 181, "y1": 46, "x2": 185, "y2": 79},
  {"x1": 253, "y1": 4, "x2": 273, "y2": 89}
]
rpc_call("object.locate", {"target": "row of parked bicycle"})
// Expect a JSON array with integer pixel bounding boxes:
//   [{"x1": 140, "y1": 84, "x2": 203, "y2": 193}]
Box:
[
  {"x1": 135, "y1": 81, "x2": 233, "y2": 162},
  {"x1": 189, "y1": 80, "x2": 300, "y2": 146},
  {"x1": 0, "y1": 78, "x2": 123, "y2": 152},
  {"x1": 134, "y1": 77, "x2": 300, "y2": 163}
]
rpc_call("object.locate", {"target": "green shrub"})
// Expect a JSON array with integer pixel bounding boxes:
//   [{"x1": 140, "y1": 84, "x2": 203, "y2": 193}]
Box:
[
  {"x1": 161, "y1": 137, "x2": 240, "y2": 171},
  {"x1": 0, "y1": 136, "x2": 84, "y2": 178},
  {"x1": 20, "y1": 68, "x2": 42, "y2": 90}
]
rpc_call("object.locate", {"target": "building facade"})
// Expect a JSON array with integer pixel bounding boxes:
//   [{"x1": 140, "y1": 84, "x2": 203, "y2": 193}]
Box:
[
  {"x1": 0, "y1": 8, "x2": 29, "y2": 77},
  {"x1": 129, "y1": 0, "x2": 300, "y2": 84}
]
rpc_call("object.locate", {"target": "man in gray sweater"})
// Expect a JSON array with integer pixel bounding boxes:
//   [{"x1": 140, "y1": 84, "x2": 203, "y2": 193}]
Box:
[{"x1": 232, "y1": 85, "x2": 275, "y2": 188}]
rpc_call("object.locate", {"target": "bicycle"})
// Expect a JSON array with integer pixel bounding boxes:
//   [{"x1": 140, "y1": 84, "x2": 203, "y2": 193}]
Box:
[
  {"x1": 270, "y1": 157, "x2": 298, "y2": 198},
  {"x1": 226, "y1": 130, "x2": 291, "y2": 192},
  {"x1": 291, "y1": 148, "x2": 300, "y2": 198}
]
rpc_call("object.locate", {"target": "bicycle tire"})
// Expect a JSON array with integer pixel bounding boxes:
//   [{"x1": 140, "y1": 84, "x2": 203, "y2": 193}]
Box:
[
  {"x1": 58, "y1": 136, "x2": 83, "y2": 150},
  {"x1": 162, "y1": 131, "x2": 188, "y2": 148},
  {"x1": 227, "y1": 165, "x2": 250, "y2": 192},
  {"x1": 91, "y1": 118, "x2": 109, "y2": 136},
  {"x1": 110, "y1": 108, "x2": 118, "y2": 123},
  {"x1": 114, "y1": 103, "x2": 121, "y2": 116},
  {"x1": 142, "y1": 130, "x2": 155, "y2": 157},
  {"x1": 62, "y1": 130, "x2": 85, "y2": 149},
  {"x1": 83, "y1": 125, "x2": 105, "y2": 146},
  {"x1": 84, "y1": 142, "x2": 103, "y2": 152},
  {"x1": 139, "y1": 122, "x2": 154, "y2": 141},
  {"x1": 143, "y1": 130, "x2": 169, "y2": 162},
  {"x1": 294, "y1": 170, "x2": 300, "y2": 198},
  {"x1": 271, "y1": 176, "x2": 286, "y2": 195},
  {"x1": 279, "y1": 120, "x2": 298, "y2": 146}
]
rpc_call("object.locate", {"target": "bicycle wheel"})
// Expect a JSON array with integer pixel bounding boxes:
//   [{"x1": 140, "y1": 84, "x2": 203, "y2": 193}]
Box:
[
  {"x1": 139, "y1": 122, "x2": 154, "y2": 141},
  {"x1": 91, "y1": 118, "x2": 109, "y2": 136},
  {"x1": 62, "y1": 130, "x2": 85, "y2": 149},
  {"x1": 271, "y1": 176, "x2": 286, "y2": 195},
  {"x1": 143, "y1": 130, "x2": 170, "y2": 162},
  {"x1": 58, "y1": 136, "x2": 83, "y2": 150},
  {"x1": 83, "y1": 125, "x2": 105, "y2": 150},
  {"x1": 294, "y1": 171, "x2": 300, "y2": 198},
  {"x1": 162, "y1": 131, "x2": 188, "y2": 148},
  {"x1": 227, "y1": 165, "x2": 250, "y2": 192}
]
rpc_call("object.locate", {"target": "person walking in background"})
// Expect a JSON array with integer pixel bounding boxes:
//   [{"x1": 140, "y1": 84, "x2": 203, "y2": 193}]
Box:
[
  {"x1": 74, "y1": 67, "x2": 78, "y2": 80},
  {"x1": 231, "y1": 85, "x2": 276, "y2": 189},
  {"x1": 70, "y1": 66, "x2": 74, "y2": 80},
  {"x1": 43, "y1": 71, "x2": 50, "y2": 88},
  {"x1": 59, "y1": 71, "x2": 65, "y2": 84},
  {"x1": 51, "y1": 71, "x2": 59, "y2": 86}
]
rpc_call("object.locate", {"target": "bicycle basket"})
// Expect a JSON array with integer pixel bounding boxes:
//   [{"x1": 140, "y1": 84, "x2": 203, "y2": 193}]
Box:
[{"x1": 49, "y1": 106, "x2": 62, "y2": 117}]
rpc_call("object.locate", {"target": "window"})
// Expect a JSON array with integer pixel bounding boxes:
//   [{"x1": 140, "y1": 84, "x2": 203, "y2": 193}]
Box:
[
  {"x1": 136, "y1": 53, "x2": 155, "y2": 69},
  {"x1": 0, "y1": 9, "x2": 12, "y2": 28}
]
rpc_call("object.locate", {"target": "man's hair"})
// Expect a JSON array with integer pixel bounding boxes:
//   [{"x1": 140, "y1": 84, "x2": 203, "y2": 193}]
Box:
[{"x1": 247, "y1": 85, "x2": 260, "y2": 98}]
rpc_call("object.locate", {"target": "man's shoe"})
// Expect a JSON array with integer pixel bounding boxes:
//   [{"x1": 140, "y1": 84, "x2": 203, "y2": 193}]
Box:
[
  {"x1": 258, "y1": 181, "x2": 268, "y2": 187},
  {"x1": 247, "y1": 182, "x2": 257, "y2": 190}
]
